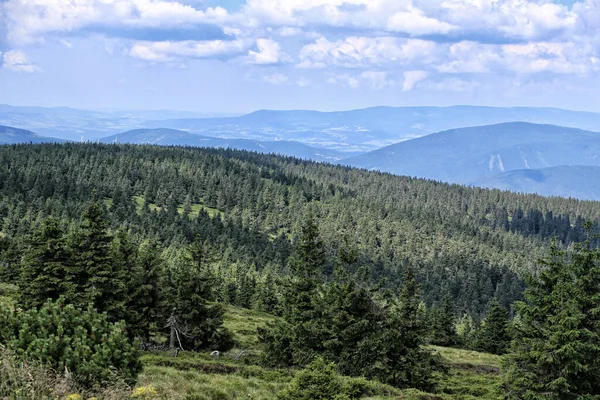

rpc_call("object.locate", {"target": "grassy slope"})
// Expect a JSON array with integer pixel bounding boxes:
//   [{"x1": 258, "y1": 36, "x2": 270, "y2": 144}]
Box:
[{"x1": 139, "y1": 306, "x2": 503, "y2": 400}]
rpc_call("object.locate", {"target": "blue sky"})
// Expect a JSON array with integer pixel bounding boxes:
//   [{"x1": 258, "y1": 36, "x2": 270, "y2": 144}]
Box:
[{"x1": 0, "y1": 0, "x2": 598, "y2": 113}]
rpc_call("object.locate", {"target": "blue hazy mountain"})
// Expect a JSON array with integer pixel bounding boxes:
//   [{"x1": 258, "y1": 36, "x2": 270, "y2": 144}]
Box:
[
  {"x1": 470, "y1": 166, "x2": 600, "y2": 201},
  {"x1": 344, "y1": 122, "x2": 600, "y2": 185},
  {"x1": 0, "y1": 125, "x2": 64, "y2": 144},
  {"x1": 0, "y1": 104, "x2": 231, "y2": 141},
  {"x1": 145, "y1": 106, "x2": 600, "y2": 152},
  {"x1": 4, "y1": 104, "x2": 600, "y2": 151},
  {"x1": 99, "y1": 128, "x2": 358, "y2": 162}
]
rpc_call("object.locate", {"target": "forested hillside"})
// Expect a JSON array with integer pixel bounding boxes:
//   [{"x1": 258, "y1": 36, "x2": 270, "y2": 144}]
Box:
[{"x1": 1, "y1": 143, "x2": 599, "y2": 317}]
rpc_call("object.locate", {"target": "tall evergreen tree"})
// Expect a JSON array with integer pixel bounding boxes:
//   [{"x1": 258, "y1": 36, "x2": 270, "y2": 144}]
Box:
[
  {"x1": 129, "y1": 239, "x2": 164, "y2": 342},
  {"x1": 68, "y1": 196, "x2": 121, "y2": 313},
  {"x1": 19, "y1": 217, "x2": 70, "y2": 309},
  {"x1": 430, "y1": 295, "x2": 459, "y2": 347},
  {"x1": 261, "y1": 212, "x2": 327, "y2": 366},
  {"x1": 165, "y1": 241, "x2": 233, "y2": 351},
  {"x1": 379, "y1": 268, "x2": 446, "y2": 390},
  {"x1": 503, "y1": 237, "x2": 600, "y2": 399},
  {"x1": 475, "y1": 298, "x2": 511, "y2": 355}
]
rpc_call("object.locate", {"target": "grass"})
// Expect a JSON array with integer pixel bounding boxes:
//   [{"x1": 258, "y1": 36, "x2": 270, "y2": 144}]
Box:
[
  {"x1": 138, "y1": 307, "x2": 504, "y2": 400},
  {"x1": 133, "y1": 195, "x2": 224, "y2": 219},
  {"x1": 0, "y1": 285, "x2": 503, "y2": 399},
  {"x1": 222, "y1": 305, "x2": 276, "y2": 349}
]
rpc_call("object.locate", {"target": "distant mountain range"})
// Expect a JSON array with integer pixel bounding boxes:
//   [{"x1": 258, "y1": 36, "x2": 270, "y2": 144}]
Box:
[
  {"x1": 4, "y1": 104, "x2": 600, "y2": 151},
  {"x1": 0, "y1": 125, "x2": 64, "y2": 144},
  {"x1": 344, "y1": 122, "x2": 600, "y2": 200},
  {"x1": 345, "y1": 122, "x2": 600, "y2": 180},
  {"x1": 0, "y1": 104, "x2": 235, "y2": 141},
  {"x1": 143, "y1": 106, "x2": 600, "y2": 152},
  {"x1": 100, "y1": 128, "x2": 356, "y2": 162}
]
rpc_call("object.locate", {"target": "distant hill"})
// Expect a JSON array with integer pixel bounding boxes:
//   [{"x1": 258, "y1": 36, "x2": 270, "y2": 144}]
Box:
[
  {"x1": 99, "y1": 128, "x2": 358, "y2": 162},
  {"x1": 0, "y1": 104, "x2": 226, "y2": 141},
  {"x1": 145, "y1": 106, "x2": 600, "y2": 152},
  {"x1": 4, "y1": 104, "x2": 600, "y2": 150},
  {"x1": 0, "y1": 125, "x2": 64, "y2": 144},
  {"x1": 344, "y1": 122, "x2": 600, "y2": 183},
  {"x1": 469, "y1": 166, "x2": 600, "y2": 201}
]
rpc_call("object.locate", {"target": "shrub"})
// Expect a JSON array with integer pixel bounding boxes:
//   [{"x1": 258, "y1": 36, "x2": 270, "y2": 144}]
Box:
[
  {"x1": 0, "y1": 298, "x2": 142, "y2": 388},
  {"x1": 277, "y1": 358, "x2": 353, "y2": 400},
  {"x1": 0, "y1": 347, "x2": 131, "y2": 399}
]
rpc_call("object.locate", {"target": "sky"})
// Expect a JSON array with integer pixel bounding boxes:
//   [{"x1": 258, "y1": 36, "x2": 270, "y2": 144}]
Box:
[{"x1": 0, "y1": 0, "x2": 598, "y2": 113}]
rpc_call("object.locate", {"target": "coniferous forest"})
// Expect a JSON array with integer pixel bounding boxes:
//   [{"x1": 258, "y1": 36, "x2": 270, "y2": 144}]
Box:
[{"x1": 2, "y1": 143, "x2": 600, "y2": 399}]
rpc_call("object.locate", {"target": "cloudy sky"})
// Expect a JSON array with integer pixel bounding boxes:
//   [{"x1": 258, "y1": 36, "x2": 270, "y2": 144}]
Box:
[{"x1": 0, "y1": 0, "x2": 598, "y2": 113}]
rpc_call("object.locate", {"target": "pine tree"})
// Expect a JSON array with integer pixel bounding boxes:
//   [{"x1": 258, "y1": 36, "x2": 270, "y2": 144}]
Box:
[
  {"x1": 167, "y1": 242, "x2": 233, "y2": 351},
  {"x1": 129, "y1": 239, "x2": 164, "y2": 342},
  {"x1": 19, "y1": 217, "x2": 71, "y2": 309},
  {"x1": 475, "y1": 298, "x2": 511, "y2": 355},
  {"x1": 0, "y1": 297, "x2": 141, "y2": 388},
  {"x1": 110, "y1": 228, "x2": 141, "y2": 330},
  {"x1": 379, "y1": 268, "x2": 447, "y2": 390},
  {"x1": 502, "y1": 237, "x2": 600, "y2": 398},
  {"x1": 68, "y1": 196, "x2": 122, "y2": 314},
  {"x1": 261, "y1": 212, "x2": 327, "y2": 366},
  {"x1": 430, "y1": 295, "x2": 459, "y2": 347}
]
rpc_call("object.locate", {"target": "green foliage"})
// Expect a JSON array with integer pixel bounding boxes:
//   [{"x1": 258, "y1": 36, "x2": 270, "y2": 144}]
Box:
[
  {"x1": 129, "y1": 239, "x2": 165, "y2": 342},
  {"x1": 474, "y1": 299, "x2": 511, "y2": 355},
  {"x1": 163, "y1": 242, "x2": 234, "y2": 351},
  {"x1": 1, "y1": 143, "x2": 595, "y2": 318},
  {"x1": 18, "y1": 217, "x2": 71, "y2": 309},
  {"x1": 0, "y1": 298, "x2": 141, "y2": 388},
  {"x1": 277, "y1": 358, "x2": 352, "y2": 400},
  {"x1": 263, "y1": 222, "x2": 445, "y2": 390},
  {"x1": 502, "y1": 238, "x2": 600, "y2": 399},
  {"x1": 0, "y1": 347, "x2": 132, "y2": 400},
  {"x1": 429, "y1": 295, "x2": 459, "y2": 347}
]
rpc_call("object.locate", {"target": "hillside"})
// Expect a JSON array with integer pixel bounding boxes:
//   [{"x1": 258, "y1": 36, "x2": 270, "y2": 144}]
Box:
[
  {"x1": 1, "y1": 143, "x2": 598, "y2": 399},
  {"x1": 2, "y1": 143, "x2": 600, "y2": 317},
  {"x1": 344, "y1": 122, "x2": 600, "y2": 185},
  {"x1": 470, "y1": 166, "x2": 600, "y2": 201},
  {"x1": 100, "y1": 128, "x2": 357, "y2": 161},
  {"x1": 0, "y1": 125, "x2": 63, "y2": 144},
  {"x1": 145, "y1": 106, "x2": 600, "y2": 152}
]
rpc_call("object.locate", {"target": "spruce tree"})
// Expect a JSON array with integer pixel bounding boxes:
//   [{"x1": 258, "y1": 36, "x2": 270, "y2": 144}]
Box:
[
  {"x1": 502, "y1": 238, "x2": 600, "y2": 398},
  {"x1": 475, "y1": 298, "x2": 511, "y2": 355},
  {"x1": 379, "y1": 268, "x2": 446, "y2": 390},
  {"x1": 19, "y1": 217, "x2": 70, "y2": 309},
  {"x1": 68, "y1": 196, "x2": 122, "y2": 315},
  {"x1": 129, "y1": 239, "x2": 164, "y2": 342},
  {"x1": 166, "y1": 241, "x2": 233, "y2": 351},
  {"x1": 261, "y1": 212, "x2": 327, "y2": 366},
  {"x1": 430, "y1": 295, "x2": 459, "y2": 347}
]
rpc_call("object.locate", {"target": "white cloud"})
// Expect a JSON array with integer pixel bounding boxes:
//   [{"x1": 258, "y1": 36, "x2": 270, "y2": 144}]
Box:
[
  {"x1": 262, "y1": 73, "x2": 288, "y2": 84},
  {"x1": 278, "y1": 27, "x2": 303, "y2": 37},
  {"x1": 244, "y1": 38, "x2": 291, "y2": 65},
  {"x1": 361, "y1": 71, "x2": 394, "y2": 89},
  {"x1": 129, "y1": 39, "x2": 252, "y2": 62},
  {"x1": 437, "y1": 41, "x2": 598, "y2": 75},
  {"x1": 1, "y1": 0, "x2": 231, "y2": 44},
  {"x1": 2, "y1": 50, "x2": 41, "y2": 73},
  {"x1": 298, "y1": 36, "x2": 437, "y2": 69},
  {"x1": 387, "y1": 7, "x2": 457, "y2": 35},
  {"x1": 402, "y1": 70, "x2": 428, "y2": 91}
]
